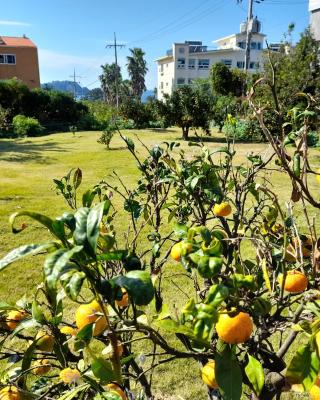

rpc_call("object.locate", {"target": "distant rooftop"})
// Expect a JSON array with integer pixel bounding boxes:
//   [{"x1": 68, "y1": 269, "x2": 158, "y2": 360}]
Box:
[{"x1": 0, "y1": 35, "x2": 37, "y2": 48}]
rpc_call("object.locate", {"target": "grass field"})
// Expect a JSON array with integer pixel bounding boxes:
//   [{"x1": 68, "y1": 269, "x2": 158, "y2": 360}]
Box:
[{"x1": 0, "y1": 128, "x2": 319, "y2": 399}]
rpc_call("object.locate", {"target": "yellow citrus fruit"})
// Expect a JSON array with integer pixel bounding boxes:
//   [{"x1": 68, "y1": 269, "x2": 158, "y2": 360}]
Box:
[
  {"x1": 6, "y1": 310, "x2": 26, "y2": 330},
  {"x1": 216, "y1": 311, "x2": 253, "y2": 344},
  {"x1": 278, "y1": 270, "x2": 308, "y2": 293},
  {"x1": 201, "y1": 361, "x2": 218, "y2": 389},
  {"x1": 35, "y1": 331, "x2": 54, "y2": 352},
  {"x1": 116, "y1": 289, "x2": 129, "y2": 308},
  {"x1": 105, "y1": 383, "x2": 126, "y2": 400},
  {"x1": 33, "y1": 358, "x2": 51, "y2": 375},
  {"x1": 0, "y1": 386, "x2": 20, "y2": 400},
  {"x1": 75, "y1": 300, "x2": 108, "y2": 336},
  {"x1": 170, "y1": 242, "x2": 182, "y2": 262},
  {"x1": 60, "y1": 326, "x2": 78, "y2": 336},
  {"x1": 310, "y1": 380, "x2": 320, "y2": 400},
  {"x1": 213, "y1": 202, "x2": 232, "y2": 217},
  {"x1": 316, "y1": 169, "x2": 320, "y2": 185},
  {"x1": 59, "y1": 368, "x2": 81, "y2": 384}
]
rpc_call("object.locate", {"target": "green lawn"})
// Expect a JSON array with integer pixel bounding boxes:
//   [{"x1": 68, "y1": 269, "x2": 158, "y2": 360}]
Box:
[{"x1": 0, "y1": 128, "x2": 319, "y2": 399}]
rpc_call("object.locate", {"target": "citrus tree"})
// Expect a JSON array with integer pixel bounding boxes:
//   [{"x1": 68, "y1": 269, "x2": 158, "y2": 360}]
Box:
[{"x1": 0, "y1": 127, "x2": 320, "y2": 400}]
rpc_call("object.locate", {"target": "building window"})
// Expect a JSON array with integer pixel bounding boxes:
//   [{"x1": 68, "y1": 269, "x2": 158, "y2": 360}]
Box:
[
  {"x1": 160, "y1": 64, "x2": 164, "y2": 73},
  {"x1": 257, "y1": 42, "x2": 262, "y2": 50},
  {"x1": 222, "y1": 59, "x2": 232, "y2": 67},
  {"x1": 166, "y1": 82, "x2": 169, "y2": 86},
  {"x1": 198, "y1": 59, "x2": 210, "y2": 69},
  {"x1": 177, "y1": 78, "x2": 185, "y2": 85},
  {"x1": 237, "y1": 42, "x2": 246, "y2": 49},
  {"x1": 177, "y1": 58, "x2": 185, "y2": 69},
  {"x1": 237, "y1": 61, "x2": 245, "y2": 69},
  {"x1": 179, "y1": 47, "x2": 185, "y2": 54},
  {"x1": 166, "y1": 63, "x2": 168, "y2": 67},
  {"x1": 251, "y1": 42, "x2": 257, "y2": 50},
  {"x1": 188, "y1": 58, "x2": 196, "y2": 69},
  {"x1": 160, "y1": 82, "x2": 164, "y2": 89},
  {"x1": 249, "y1": 62, "x2": 260, "y2": 69},
  {"x1": 0, "y1": 54, "x2": 16, "y2": 64}
]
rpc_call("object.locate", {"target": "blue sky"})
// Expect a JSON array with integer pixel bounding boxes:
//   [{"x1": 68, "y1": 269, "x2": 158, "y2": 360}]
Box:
[{"x1": 0, "y1": 0, "x2": 310, "y2": 90}]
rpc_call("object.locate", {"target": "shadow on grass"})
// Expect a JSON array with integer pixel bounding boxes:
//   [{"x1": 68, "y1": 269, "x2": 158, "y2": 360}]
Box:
[
  {"x1": 0, "y1": 139, "x2": 68, "y2": 163},
  {"x1": 148, "y1": 128, "x2": 177, "y2": 133}
]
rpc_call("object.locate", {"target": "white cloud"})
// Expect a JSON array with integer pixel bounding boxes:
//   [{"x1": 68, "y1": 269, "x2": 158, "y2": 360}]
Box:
[
  {"x1": 0, "y1": 20, "x2": 31, "y2": 27},
  {"x1": 38, "y1": 49, "x2": 127, "y2": 87}
]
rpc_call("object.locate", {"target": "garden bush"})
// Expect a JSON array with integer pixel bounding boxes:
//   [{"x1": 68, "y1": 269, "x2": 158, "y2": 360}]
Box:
[{"x1": 12, "y1": 114, "x2": 44, "y2": 137}]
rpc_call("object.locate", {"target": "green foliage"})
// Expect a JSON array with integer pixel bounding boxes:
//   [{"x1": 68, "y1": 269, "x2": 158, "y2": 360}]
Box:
[
  {"x1": 12, "y1": 114, "x2": 44, "y2": 137},
  {"x1": 157, "y1": 85, "x2": 212, "y2": 139},
  {"x1": 97, "y1": 126, "x2": 116, "y2": 149},
  {"x1": 212, "y1": 95, "x2": 239, "y2": 132},
  {"x1": 210, "y1": 63, "x2": 247, "y2": 97},
  {"x1": 127, "y1": 48, "x2": 148, "y2": 99}
]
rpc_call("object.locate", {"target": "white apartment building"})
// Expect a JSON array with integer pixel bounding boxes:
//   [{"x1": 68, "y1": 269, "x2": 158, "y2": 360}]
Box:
[
  {"x1": 310, "y1": 0, "x2": 320, "y2": 40},
  {"x1": 156, "y1": 19, "x2": 266, "y2": 100}
]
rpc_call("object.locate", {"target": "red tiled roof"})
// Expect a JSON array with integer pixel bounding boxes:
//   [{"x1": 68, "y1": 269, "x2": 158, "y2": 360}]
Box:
[{"x1": 0, "y1": 36, "x2": 37, "y2": 48}]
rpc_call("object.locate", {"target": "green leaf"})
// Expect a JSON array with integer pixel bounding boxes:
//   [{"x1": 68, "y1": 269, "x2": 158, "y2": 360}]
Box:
[
  {"x1": 0, "y1": 243, "x2": 52, "y2": 272},
  {"x1": 112, "y1": 270, "x2": 154, "y2": 306},
  {"x1": 87, "y1": 201, "x2": 109, "y2": 253},
  {"x1": 44, "y1": 246, "x2": 83, "y2": 290},
  {"x1": 82, "y1": 189, "x2": 96, "y2": 207},
  {"x1": 20, "y1": 339, "x2": 38, "y2": 388},
  {"x1": 205, "y1": 284, "x2": 229, "y2": 308},
  {"x1": 73, "y1": 168, "x2": 82, "y2": 189},
  {"x1": 62, "y1": 271, "x2": 86, "y2": 301},
  {"x1": 97, "y1": 251, "x2": 126, "y2": 262},
  {"x1": 303, "y1": 350, "x2": 320, "y2": 390},
  {"x1": 173, "y1": 223, "x2": 188, "y2": 238},
  {"x1": 245, "y1": 355, "x2": 264, "y2": 395},
  {"x1": 57, "y1": 384, "x2": 90, "y2": 400},
  {"x1": 73, "y1": 207, "x2": 90, "y2": 246},
  {"x1": 91, "y1": 357, "x2": 115, "y2": 383},
  {"x1": 286, "y1": 343, "x2": 315, "y2": 385},
  {"x1": 215, "y1": 346, "x2": 242, "y2": 400},
  {"x1": 31, "y1": 300, "x2": 46, "y2": 324},
  {"x1": 77, "y1": 323, "x2": 94, "y2": 341}
]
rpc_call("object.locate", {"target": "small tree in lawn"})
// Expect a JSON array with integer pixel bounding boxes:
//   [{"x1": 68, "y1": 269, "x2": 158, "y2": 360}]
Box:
[{"x1": 157, "y1": 85, "x2": 212, "y2": 140}]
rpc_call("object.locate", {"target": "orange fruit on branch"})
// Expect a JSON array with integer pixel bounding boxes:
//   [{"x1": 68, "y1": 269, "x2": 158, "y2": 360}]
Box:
[
  {"x1": 170, "y1": 241, "x2": 193, "y2": 262},
  {"x1": 116, "y1": 289, "x2": 129, "y2": 308},
  {"x1": 75, "y1": 299, "x2": 108, "y2": 336},
  {"x1": 105, "y1": 383, "x2": 127, "y2": 400},
  {"x1": 35, "y1": 330, "x2": 54, "y2": 352},
  {"x1": 59, "y1": 367, "x2": 81, "y2": 384},
  {"x1": 278, "y1": 270, "x2": 308, "y2": 293},
  {"x1": 33, "y1": 358, "x2": 51, "y2": 375},
  {"x1": 0, "y1": 386, "x2": 21, "y2": 400},
  {"x1": 6, "y1": 310, "x2": 26, "y2": 330},
  {"x1": 216, "y1": 311, "x2": 253, "y2": 344},
  {"x1": 213, "y1": 202, "x2": 232, "y2": 217},
  {"x1": 201, "y1": 360, "x2": 219, "y2": 389}
]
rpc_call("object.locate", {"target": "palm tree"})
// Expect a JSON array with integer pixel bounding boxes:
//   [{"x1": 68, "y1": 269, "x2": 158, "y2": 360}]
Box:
[
  {"x1": 126, "y1": 48, "x2": 148, "y2": 100},
  {"x1": 99, "y1": 63, "x2": 122, "y2": 105}
]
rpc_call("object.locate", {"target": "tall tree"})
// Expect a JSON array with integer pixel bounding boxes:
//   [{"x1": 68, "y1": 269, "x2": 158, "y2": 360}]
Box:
[
  {"x1": 126, "y1": 48, "x2": 148, "y2": 99},
  {"x1": 99, "y1": 63, "x2": 122, "y2": 106}
]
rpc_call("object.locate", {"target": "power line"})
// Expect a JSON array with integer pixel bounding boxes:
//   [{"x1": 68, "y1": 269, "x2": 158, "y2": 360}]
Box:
[
  {"x1": 69, "y1": 68, "x2": 83, "y2": 99},
  {"x1": 106, "y1": 32, "x2": 126, "y2": 109}
]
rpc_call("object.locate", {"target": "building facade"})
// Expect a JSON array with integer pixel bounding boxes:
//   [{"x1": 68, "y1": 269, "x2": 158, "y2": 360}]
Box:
[
  {"x1": 156, "y1": 21, "x2": 265, "y2": 100},
  {"x1": 0, "y1": 36, "x2": 40, "y2": 89},
  {"x1": 310, "y1": 0, "x2": 320, "y2": 41}
]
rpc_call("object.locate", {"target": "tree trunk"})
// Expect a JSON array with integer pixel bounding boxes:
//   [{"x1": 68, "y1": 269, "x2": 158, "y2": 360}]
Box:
[{"x1": 182, "y1": 126, "x2": 189, "y2": 140}]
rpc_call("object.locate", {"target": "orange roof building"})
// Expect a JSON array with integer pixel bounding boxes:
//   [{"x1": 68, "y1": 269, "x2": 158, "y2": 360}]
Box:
[{"x1": 0, "y1": 35, "x2": 40, "y2": 89}]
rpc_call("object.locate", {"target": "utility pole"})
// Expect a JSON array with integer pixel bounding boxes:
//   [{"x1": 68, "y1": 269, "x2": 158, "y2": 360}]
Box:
[
  {"x1": 244, "y1": 0, "x2": 254, "y2": 71},
  {"x1": 69, "y1": 69, "x2": 82, "y2": 100},
  {"x1": 106, "y1": 32, "x2": 126, "y2": 109}
]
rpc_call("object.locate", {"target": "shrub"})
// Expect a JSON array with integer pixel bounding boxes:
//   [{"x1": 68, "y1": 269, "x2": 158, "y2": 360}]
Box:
[
  {"x1": 0, "y1": 106, "x2": 12, "y2": 137},
  {"x1": 223, "y1": 118, "x2": 264, "y2": 142},
  {"x1": 12, "y1": 114, "x2": 44, "y2": 137},
  {"x1": 97, "y1": 126, "x2": 116, "y2": 149}
]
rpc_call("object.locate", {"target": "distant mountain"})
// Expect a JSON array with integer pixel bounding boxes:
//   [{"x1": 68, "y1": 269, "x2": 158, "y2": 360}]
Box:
[
  {"x1": 41, "y1": 80, "x2": 90, "y2": 98},
  {"x1": 141, "y1": 90, "x2": 155, "y2": 102}
]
